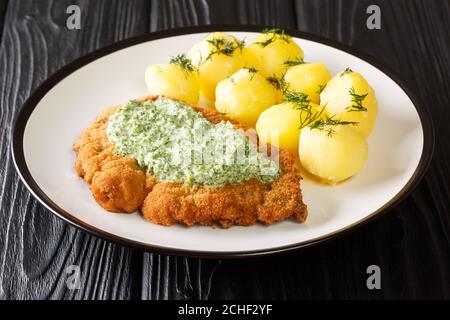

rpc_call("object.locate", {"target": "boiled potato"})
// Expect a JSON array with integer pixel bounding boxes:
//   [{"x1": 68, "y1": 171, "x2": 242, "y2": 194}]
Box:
[
  {"x1": 187, "y1": 32, "x2": 245, "y2": 100},
  {"x1": 284, "y1": 63, "x2": 331, "y2": 104},
  {"x1": 197, "y1": 91, "x2": 215, "y2": 109},
  {"x1": 320, "y1": 69, "x2": 377, "y2": 137},
  {"x1": 215, "y1": 68, "x2": 277, "y2": 127},
  {"x1": 299, "y1": 125, "x2": 368, "y2": 183},
  {"x1": 256, "y1": 101, "x2": 322, "y2": 154},
  {"x1": 245, "y1": 29, "x2": 304, "y2": 78},
  {"x1": 145, "y1": 61, "x2": 199, "y2": 105}
]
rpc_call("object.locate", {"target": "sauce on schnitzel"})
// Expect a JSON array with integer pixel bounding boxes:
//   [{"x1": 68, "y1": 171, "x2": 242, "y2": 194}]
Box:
[{"x1": 107, "y1": 97, "x2": 280, "y2": 187}]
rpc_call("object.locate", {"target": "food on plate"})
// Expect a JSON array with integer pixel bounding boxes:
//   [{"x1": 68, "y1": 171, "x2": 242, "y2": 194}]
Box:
[
  {"x1": 215, "y1": 67, "x2": 277, "y2": 127},
  {"x1": 91, "y1": 157, "x2": 147, "y2": 212},
  {"x1": 74, "y1": 28, "x2": 378, "y2": 228},
  {"x1": 256, "y1": 92, "x2": 322, "y2": 155},
  {"x1": 320, "y1": 68, "x2": 378, "y2": 137},
  {"x1": 265, "y1": 74, "x2": 288, "y2": 103},
  {"x1": 144, "y1": 54, "x2": 200, "y2": 104},
  {"x1": 197, "y1": 91, "x2": 216, "y2": 109},
  {"x1": 187, "y1": 32, "x2": 245, "y2": 100},
  {"x1": 284, "y1": 61, "x2": 331, "y2": 104},
  {"x1": 245, "y1": 28, "x2": 304, "y2": 78},
  {"x1": 73, "y1": 96, "x2": 307, "y2": 227},
  {"x1": 299, "y1": 124, "x2": 368, "y2": 183}
]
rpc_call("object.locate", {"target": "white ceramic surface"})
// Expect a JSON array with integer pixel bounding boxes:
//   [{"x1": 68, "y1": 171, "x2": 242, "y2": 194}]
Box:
[{"x1": 14, "y1": 30, "x2": 428, "y2": 255}]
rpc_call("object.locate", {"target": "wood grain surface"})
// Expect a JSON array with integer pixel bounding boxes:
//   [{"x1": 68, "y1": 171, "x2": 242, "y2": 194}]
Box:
[{"x1": 0, "y1": 0, "x2": 448, "y2": 300}]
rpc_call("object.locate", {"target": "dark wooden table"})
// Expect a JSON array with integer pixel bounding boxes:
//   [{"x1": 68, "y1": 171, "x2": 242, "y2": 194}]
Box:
[{"x1": 0, "y1": 0, "x2": 448, "y2": 300}]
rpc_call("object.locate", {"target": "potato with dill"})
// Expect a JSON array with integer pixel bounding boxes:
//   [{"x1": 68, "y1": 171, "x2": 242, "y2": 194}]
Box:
[
  {"x1": 320, "y1": 68, "x2": 377, "y2": 137},
  {"x1": 256, "y1": 91, "x2": 323, "y2": 155},
  {"x1": 299, "y1": 121, "x2": 368, "y2": 183},
  {"x1": 283, "y1": 59, "x2": 331, "y2": 104},
  {"x1": 245, "y1": 28, "x2": 304, "y2": 78},
  {"x1": 215, "y1": 68, "x2": 277, "y2": 127},
  {"x1": 266, "y1": 75, "x2": 288, "y2": 103},
  {"x1": 187, "y1": 32, "x2": 245, "y2": 100},
  {"x1": 144, "y1": 54, "x2": 199, "y2": 104}
]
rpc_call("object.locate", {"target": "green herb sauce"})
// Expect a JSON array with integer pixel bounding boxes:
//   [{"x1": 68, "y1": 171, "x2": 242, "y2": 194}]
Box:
[{"x1": 107, "y1": 97, "x2": 280, "y2": 187}]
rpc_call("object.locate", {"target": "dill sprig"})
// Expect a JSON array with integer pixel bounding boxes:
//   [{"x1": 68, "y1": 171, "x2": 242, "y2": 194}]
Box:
[
  {"x1": 235, "y1": 37, "x2": 246, "y2": 51},
  {"x1": 205, "y1": 36, "x2": 245, "y2": 62},
  {"x1": 316, "y1": 84, "x2": 326, "y2": 95},
  {"x1": 310, "y1": 115, "x2": 358, "y2": 137},
  {"x1": 347, "y1": 86, "x2": 368, "y2": 112},
  {"x1": 261, "y1": 28, "x2": 291, "y2": 40},
  {"x1": 285, "y1": 90, "x2": 325, "y2": 129},
  {"x1": 170, "y1": 54, "x2": 196, "y2": 72},
  {"x1": 300, "y1": 105, "x2": 326, "y2": 130},
  {"x1": 266, "y1": 75, "x2": 288, "y2": 93},
  {"x1": 285, "y1": 90, "x2": 310, "y2": 107},
  {"x1": 340, "y1": 67, "x2": 353, "y2": 77},
  {"x1": 256, "y1": 28, "x2": 291, "y2": 47},
  {"x1": 284, "y1": 56, "x2": 305, "y2": 67},
  {"x1": 245, "y1": 67, "x2": 258, "y2": 79},
  {"x1": 207, "y1": 37, "x2": 234, "y2": 56}
]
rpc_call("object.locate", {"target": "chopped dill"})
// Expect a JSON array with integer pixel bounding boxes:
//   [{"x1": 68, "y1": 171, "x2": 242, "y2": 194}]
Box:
[
  {"x1": 316, "y1": 84, "x2": 326, "y2": 95},
  {"x1": 340, "y1": 67, "x2": 353, "y2": 77},
  {"x1": 169, "y1": 54, "x2": 196, "y2": 72},
  {"x1": 285, "y1": 90, "x2": 310, "y2": 107},
  {"x1": 347, "y1": 86, "x2": 368, "y2": 112},
  {"x1": 245, "y1": 67, "x2": 258, "y2": 79},
  {"x1": 310, "y1": 115, "x2": 358, "y2": 137},
  {"x1": 256, "y1": 28, "x2": 291, "y2": 47},
  {"x1": 300, "y1": 105, "x2": 326, "y2": 130},
  {"x1": 285, "y1": 90, "x2": 324, "y2": 129},
  {"x1": 204, "y1": 36, "x2": 245, "y2": 62},
  {"x1": 235, "y1": 38, "x2": 246, "y2": 51},
  {"x1": 284, "y1": 56, "x2": 305, "y2": 67},
  {"x1": 207, "y1": 37, "x2": 234, "y2": 56},
  {"x1": 284, "y1": 91, "x2": 359, "y2": 135},
  {"x1": 266, "y1": 75, "x2": 288, "y2": 93}
]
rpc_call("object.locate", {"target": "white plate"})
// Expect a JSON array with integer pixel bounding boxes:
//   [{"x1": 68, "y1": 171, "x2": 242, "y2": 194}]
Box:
[{"x1": 11, "y1": 26, "x2": 434, "y2": 257}]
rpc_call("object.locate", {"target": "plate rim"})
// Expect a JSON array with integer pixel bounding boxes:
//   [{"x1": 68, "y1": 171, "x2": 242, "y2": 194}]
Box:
[{"x1": 10, "y1": 24, "x2": 435, "y2": 258}]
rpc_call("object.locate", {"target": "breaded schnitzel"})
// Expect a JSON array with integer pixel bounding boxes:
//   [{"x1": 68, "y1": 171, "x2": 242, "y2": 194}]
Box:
[{"x1": 73, "y1": 96, "x2": 307, "y2": 227}]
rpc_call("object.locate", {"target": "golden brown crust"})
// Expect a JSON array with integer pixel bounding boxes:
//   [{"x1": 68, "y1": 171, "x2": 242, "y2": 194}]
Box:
[{"x1": 73, "y1": 96, "x2": 307, "y2": 227}]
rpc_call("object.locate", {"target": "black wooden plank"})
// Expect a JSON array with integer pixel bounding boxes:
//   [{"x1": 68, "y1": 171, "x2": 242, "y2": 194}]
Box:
[
  {"x1": 149, "y1": 0, "x2": 298, "y2": 31},
  {"x1": 0, "y1": 0, "x2": 7, "y2": 43},
  {"x1": 0, "y1": 0, "x2": 150, "y2": 299}
]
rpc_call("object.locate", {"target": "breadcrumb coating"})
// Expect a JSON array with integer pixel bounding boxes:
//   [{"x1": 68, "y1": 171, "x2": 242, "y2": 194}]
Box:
[{"x1": 73, "y1": 96, "x2": 307, "y2": 227}]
